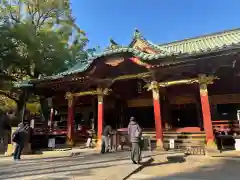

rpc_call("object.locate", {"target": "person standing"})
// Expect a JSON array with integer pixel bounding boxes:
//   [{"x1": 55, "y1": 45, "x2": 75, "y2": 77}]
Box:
[
  {"x1": 0, "y1": 110, "x2": 11, "y2": 155},
  {"x1": 101, "y1": 123, "x2": 112, "y2": 153},
  {"x1": 12, "y1": 123, "x2": 27, "y2": 161},
  {"x1": 128, "y1": 116, "x2": 142, "y2": 164}
]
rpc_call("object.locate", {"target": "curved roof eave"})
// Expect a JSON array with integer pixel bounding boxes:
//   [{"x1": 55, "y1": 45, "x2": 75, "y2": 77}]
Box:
[{"x1": 29, "y1": 42, "x2": 240, "y2": 84}]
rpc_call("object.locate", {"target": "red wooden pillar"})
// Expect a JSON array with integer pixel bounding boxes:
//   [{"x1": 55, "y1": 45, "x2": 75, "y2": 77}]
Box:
[
  {"x1": 66, "y1": 94, "x2": 75, "y2": 146},
  {"x1": 199, "y1": 82, "x2": 217, "y2": 150},
  {"x1": 97, "y1": 94, "x2": 104, "y2": 147},
  {"x1": 151, "y1": 81, "x2": 163, "y2": 149}
]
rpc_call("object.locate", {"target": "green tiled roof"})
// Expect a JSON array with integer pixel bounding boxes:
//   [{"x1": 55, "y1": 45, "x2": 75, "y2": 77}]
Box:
[
  {"x1": 28, "y1": 28, "x2": 240, "y2": 83},
  {"x1": 47, "y1": 47, "x2": 172, "y2": 78},
  {"x1": 158, "y1": 28, "x2": 240, "y2": 54},
  {"x1": 13, "y1": 80, "x2": 32, "y2": 88}
]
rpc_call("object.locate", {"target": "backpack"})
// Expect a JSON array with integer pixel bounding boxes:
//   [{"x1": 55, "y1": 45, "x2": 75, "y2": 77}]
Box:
[{"x1": 135, "y1": 127, "x2": 141, "y2": 138}]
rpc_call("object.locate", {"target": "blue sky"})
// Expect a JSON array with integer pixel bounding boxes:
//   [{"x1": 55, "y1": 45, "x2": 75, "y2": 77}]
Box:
[{"x1": 71, "y1": 0, "x2": 240, "y2": 49}]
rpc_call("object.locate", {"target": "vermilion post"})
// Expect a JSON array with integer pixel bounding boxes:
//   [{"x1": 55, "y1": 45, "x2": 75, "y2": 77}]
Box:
[
  {"x1": 199, "y1": 83, "x2": 215, "y2": 145},
  {"x1": 151, "y1": 82, "x2": 163, "y2": 149},
  {"x1": 97, "y1": 95, "x2": 104, "y2": 146},
  {"x1": 66, "y1": 95, "x2": 74, "y2": 146}
]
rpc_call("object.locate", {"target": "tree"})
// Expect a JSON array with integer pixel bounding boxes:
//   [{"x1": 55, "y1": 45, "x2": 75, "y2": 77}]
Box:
[{"x1": 0, "y1": 0, "x2": 94, "y2": 114}]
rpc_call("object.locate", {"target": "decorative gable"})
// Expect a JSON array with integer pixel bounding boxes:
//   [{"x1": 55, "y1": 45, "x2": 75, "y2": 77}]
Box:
[
  {"x1": 132, "y1": 39, "x2": 157, "y2": 54},
  {"x1": 130, "y1": 28, "x2": 163, "y2": 54}
]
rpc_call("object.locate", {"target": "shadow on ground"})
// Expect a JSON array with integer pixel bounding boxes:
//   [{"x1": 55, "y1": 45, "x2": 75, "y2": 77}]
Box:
[{"x1": 130, "y1": 155, "x2": 240, "y2": 180}]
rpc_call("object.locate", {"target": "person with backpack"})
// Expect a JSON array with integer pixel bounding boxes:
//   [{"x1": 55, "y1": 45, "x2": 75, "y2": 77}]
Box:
[
  {"x1": 12, "y1": 123, "x2": 28, "y2": 161},
  {"x1": 128, "y1": 116, "x2": 142, "y2": 164}
]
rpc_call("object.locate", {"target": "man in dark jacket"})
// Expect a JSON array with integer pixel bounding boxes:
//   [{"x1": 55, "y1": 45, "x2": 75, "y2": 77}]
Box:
[
  {"x1": 128, "y1": 117, "x2": 142, "y2": 164},
  {"x1": 12, "y1": 123, "x2": 27, "y2": 160},
  {"x1": 101, "y1": 123, "x2": 112, "y2": 154}
]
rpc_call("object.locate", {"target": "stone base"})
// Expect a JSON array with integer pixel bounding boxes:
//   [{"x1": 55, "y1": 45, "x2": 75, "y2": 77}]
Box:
[
  {"x1": 95, "y1": 138, "x2": 102, "y2": 150},
  {"x1": 66, "y1": 138, "x2": 74, "y2": 147},
  {"x1": 205, "y1": 139, "x2": 219, "y2": 155},
  {"x1": 155, "y1": 139, "x2": 164, "y2": 151},
  {"x1": 92, "y1": 138, "x2": 97, "y2": 147}
]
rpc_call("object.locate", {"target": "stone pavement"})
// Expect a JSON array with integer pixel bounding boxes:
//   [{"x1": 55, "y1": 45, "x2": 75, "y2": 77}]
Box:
[
  {"x1": 210, "y1": 150, "x2": 240, "y2": 159},
  {"x1": 0, "y1": 151, "x2": 154, "y2": 180},
  {"x1": 0, "y1": 148, "x2": 96, "y2": 161},
  {"x1": 128, "y1": 153, "x2": 240, "y2": 180}
]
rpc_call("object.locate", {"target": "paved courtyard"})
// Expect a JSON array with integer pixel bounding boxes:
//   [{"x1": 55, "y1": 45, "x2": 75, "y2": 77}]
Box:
[
  {"x1": 129, "y1": 155, "x2": 240, "y2": 180},
  {"x1": 0, "y1": 151, "x2": 153, "y2": 180},
  {"x1": 1, "y1": 150, "x2": 240, "y2": 180}
]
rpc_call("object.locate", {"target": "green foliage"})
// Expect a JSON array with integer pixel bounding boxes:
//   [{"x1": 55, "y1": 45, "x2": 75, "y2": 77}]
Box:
[
  {"x1": 0, "y1": 95, "x2": 40, "y2": 114},
  {"x1": 0, "y1": 95, "x2": 17, "y2": 111},
  {"x1": 0, "y1": 0, "x2": 91, "y2": 78},
  {"x1": 0, "y1": 0, "x2": 96, "y2": 111}
]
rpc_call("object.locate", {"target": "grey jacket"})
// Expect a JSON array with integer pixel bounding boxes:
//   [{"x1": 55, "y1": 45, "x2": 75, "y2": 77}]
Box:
[{"x1": 128, "y1": 121, "x2": 142, "y2": 143}]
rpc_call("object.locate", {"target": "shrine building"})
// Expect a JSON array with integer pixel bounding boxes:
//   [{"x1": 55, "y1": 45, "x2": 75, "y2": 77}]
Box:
[{"x1": 22, "y1": 28, "x2": 240, "y2": 153}]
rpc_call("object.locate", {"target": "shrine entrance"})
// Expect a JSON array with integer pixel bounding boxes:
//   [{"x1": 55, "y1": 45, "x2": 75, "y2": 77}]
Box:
[
  {"x1": 163, "y1": 84, "x2": 202, "y2": 132},
  {"x1": 110, "y1": 78, "x2": 154, "y2": 130},
  {"x1": 126, "y1": 106, "x2": 155, "y2": 129},
  {"x1": 170, "y1": 103, "x2": 200, "y2": 128}
]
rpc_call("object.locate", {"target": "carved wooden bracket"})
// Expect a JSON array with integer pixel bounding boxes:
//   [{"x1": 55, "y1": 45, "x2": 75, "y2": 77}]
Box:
[
  {"x1": 65, "y1": 92, "x2": 74, "y2": 107},
  {"x1": 198, "y1": 74, "x2": 218, "y2": 85},
  {"x1": 146, "y1": 81, "x2": 159, "y2": 91}
]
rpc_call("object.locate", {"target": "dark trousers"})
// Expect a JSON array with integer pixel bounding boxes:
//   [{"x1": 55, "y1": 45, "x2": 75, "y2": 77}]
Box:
[
  {"x1": 131, "y1": 142, "x2": 141, "y2": 163},
  {"x1": 101, "y1": 136, "x2": 110, "y2": 153},
  {"x1": 13, "y1": 143, "x2": 24, "y2": 160}
]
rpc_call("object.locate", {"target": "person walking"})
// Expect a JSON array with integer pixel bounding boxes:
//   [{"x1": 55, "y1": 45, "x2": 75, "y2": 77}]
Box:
[
  {"x1": 12, "y1": 123, "x2": 28, "y2": 161},
  {"x1": 101, "y1": 123, "x2": 112, "y2": 153},
  {"x1": 128, "y1": 116, "x2": 142, "y2": 164}
]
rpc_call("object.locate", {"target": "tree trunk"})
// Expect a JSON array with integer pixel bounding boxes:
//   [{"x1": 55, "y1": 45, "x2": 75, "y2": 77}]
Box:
[
  {"x1": 39, "y1": 96, "x2": 50, "y2": 121},
  {"x1": 17, "y1": 90, "x2": 28, "y2": 123}
]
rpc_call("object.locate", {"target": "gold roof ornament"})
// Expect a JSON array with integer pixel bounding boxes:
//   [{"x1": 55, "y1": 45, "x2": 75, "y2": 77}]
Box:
[{"x1": 133, "y1": 28, "x2": 142, "y2": 39}]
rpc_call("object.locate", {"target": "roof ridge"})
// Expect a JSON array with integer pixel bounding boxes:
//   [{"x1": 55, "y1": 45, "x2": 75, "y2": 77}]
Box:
[
  {"x1": 129, "y1": 28, "x2": 169, "y2": 53},
  {"x1": 158, "y1": 28, "x2": 240, "y2": 46}
]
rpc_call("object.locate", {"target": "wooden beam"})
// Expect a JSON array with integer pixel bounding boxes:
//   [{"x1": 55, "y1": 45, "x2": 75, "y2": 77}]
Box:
[
  {"x1": 113, "y1": 72, "x2": 151, "y2": 81},
  {"x1": 147, "y1": 75, "x2": 218, "y2": 89},
  {"x1": 65, "y1": 88, "x2": 111, "y2": 98}
]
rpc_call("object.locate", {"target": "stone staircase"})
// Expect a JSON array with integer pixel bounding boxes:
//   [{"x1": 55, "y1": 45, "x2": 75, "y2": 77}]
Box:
[{"x1": 163, "y1": 131, "x2": 206, "y2": 155}]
